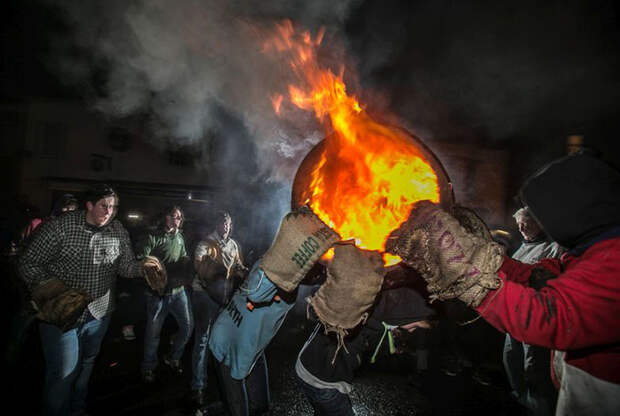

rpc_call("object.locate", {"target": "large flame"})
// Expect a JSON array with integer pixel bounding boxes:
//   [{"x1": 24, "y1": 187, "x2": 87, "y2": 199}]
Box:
[{"x1": 265, "y1": 21, "x2": 440, "y2": 265}]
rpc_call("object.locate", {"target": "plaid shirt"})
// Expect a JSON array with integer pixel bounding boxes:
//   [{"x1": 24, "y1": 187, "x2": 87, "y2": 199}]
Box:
[{"x1": 18, "y1": 210, "x2": 142, "y2": 323}]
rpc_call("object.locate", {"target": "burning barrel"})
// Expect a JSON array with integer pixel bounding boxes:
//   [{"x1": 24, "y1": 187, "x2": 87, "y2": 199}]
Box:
[
  {"x1": 266, "y1": 21, "x2": 453, "y2": 261},
  {"x1": 292, "y1": 127, "x2": 454, "y2": 265}
]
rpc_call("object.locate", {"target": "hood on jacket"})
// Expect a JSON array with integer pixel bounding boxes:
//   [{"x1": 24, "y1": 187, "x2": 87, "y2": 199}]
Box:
[{"x1": 519, "y1": 152, "x2": 620, "y2": 249}]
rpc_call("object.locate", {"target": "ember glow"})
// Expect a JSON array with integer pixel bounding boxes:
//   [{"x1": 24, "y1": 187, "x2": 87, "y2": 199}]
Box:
[{"x1": 265, "y1": 20, "x2": 440, "y2": 265}]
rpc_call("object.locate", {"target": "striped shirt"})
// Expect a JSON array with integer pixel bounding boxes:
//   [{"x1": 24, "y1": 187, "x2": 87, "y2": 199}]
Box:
[{"x1": 18, "y1": 210, "x2": 142, "y2": 323}]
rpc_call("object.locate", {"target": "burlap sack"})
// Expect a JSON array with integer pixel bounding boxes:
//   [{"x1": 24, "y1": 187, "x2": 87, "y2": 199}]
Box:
[
  {"x1": 261, "y1": 206, "x2": 340, "y2": 292},
  {"x1": 386, "y1": 201, "x2": 504, "y2": 305},
  {"x1": 451, "y1": 205, "x2": 492, "y2": 241},
  {"x1": 310, "y1": 244, "x2": 385, "y2": 332},
  {"x1": 196, "y1": 240, "x2": 230, "y2": 283},
  {"x1": 31, "y1": 278, "x2": 92, "y2": 331},
  {"x1": 143, "y1": 255, "x2": 167, "y2": 296}
]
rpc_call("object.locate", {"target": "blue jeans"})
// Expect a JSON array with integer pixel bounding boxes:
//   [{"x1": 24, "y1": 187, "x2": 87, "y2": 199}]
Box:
[
  {"x1": 39, "y1": 314, "x2": 111, "y2": 416},
  {"x1": 142, "y1": 287, "x2": 194, "y2": 372},
  {"x1": 296, "y1": 374, "x2": 354, "y2": 416},
  {"x1": 191, "y1": 288, "x2": 222, "y2": 391}
]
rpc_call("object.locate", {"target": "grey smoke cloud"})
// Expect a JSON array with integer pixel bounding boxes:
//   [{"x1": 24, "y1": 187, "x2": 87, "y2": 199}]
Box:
[
  {"x1": 52, "y1": 0, "x2": 361, "y2": 182},
  {"x1": 48, "y1": 0, "x2": 366, "y2": 254}
]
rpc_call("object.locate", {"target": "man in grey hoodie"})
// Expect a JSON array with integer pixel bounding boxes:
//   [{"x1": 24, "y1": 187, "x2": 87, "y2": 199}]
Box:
[{"x1": 504, "y1": 207, "x2": 563, "y2": 415}]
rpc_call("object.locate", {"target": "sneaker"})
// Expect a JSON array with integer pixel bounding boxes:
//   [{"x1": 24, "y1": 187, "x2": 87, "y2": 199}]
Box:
[
  {"x1": 164, "y1": 355, "x2": 183, "y2": 375},
  {"x1": 142, "y1": 369, "x2": 156, "y2": 383},
  {"x1": 122, "y1": 325, "x2": 136, "y2": 341}
]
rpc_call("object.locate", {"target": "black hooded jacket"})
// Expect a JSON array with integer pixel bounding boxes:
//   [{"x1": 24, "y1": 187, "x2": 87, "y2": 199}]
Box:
[
  {"x1": 520, "y1": 152, "x2": 620, "y2": 250},
  {"x1": 296, "y1": 286, "x2": 435, "y2": 389}
]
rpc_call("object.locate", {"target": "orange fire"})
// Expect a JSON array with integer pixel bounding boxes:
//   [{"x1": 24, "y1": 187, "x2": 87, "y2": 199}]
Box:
[{"x1": 265, "y1": 21, "x2": 440, "y2": 265}]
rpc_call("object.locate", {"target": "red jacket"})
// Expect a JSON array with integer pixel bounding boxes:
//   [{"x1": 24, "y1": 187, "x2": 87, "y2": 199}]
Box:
[{"x1": 476, "y1": 237, "x2": 620, "y2": 385}]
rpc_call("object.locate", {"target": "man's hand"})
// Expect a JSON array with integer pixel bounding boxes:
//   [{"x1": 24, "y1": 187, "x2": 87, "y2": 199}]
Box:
[
  {"x1": 143, "y1": 255, "x2": 167, "y2": 296},
  {"x1": 386, "y1": 201, "x2": 504, "y2": 307},
  {"x1": 233, "y1": 262, "x2": 249, "y2": 279},
  {"x1": 31, "y1": 279, "x2": 92, "y2": 331}
]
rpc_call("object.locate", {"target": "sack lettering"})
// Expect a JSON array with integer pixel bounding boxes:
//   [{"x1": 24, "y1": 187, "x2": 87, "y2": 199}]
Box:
[
  {"x1": 312, "y1": 227, "x2": 334, "y2": 242},
  {"x1": 291, "y1": 236, "x2": 320, "y2": 268},
  {"x1": 439, "y1": 230, "x2": 455, "y2": 249}
]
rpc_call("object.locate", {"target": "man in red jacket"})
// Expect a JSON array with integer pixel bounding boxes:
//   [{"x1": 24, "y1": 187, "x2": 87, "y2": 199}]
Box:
[{"x1": 387, "y1": 152, "x2": 620, "y2": 415}]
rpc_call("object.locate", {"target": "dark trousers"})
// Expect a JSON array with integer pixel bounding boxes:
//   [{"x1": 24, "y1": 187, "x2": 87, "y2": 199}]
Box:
[
  {"x1": 215, "y1": 352, "x2": 270, "y2": 416},
  {"x1": 296, "y1": 374, "x2": 354, "y2": 416}
]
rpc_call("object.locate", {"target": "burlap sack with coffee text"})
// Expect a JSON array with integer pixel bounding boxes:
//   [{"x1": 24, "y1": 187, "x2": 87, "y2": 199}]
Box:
[{"x1": 261, "y1": 206, "x2": 340, "y2": 292}]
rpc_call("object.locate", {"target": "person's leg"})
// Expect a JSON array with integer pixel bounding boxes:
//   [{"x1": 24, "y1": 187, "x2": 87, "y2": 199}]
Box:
[
  {"x1": 117, "y1": 278, "x2": 143, "y2": 340},
  {"x1": 296, "y1": 374, "x2": 354, "y2": 416},
  {"x1": 191, "y1": 289, "x2": 212, "y2": 393},
  {"x1": 39, "y1": 323, "x2": 80, "y2": 416},
  {"x1": 168, "y1": 287, "x2": 194, "y2": 363},
  {"x1": 216, "y1": 358, "x2": 249, "y2": 416},
  {"x1": 142, "y1": 293, "x2": 169, "y2": 374},
  {"x1": 71, "y1": 315, "x2": 111, "y2": 415},
  {"x1": 523, "y1": 343, "x2": 557, "y2": 416},
  {"x1": 503, "y1": 334, "x2": 526, "y2": 400},
  {"x1": 245, "y1": 352, "x2": 270, "y2": 414}
]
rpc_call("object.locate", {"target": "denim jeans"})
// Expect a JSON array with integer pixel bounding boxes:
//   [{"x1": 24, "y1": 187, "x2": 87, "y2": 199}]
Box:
[
  {"x1": 503, "y1": 333, "x2": 557, "y2": 416},
  {"x1": 296, "y1": 374, "x2": 354, "y2": 416},
  {"x1": 191, "y1": 288, "x2": 222, "y2": 391},
  {"x1": 142, "y1": 287, "x2": 194, "y2": 372},
  {"x1": 39, "y1": 314, "x2": 111, "y2": 416}
]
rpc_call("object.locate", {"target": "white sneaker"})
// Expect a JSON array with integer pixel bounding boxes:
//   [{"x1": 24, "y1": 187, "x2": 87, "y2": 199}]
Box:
[{"x1": 122, "y1": 325, "x2": 136, "y2": 340}]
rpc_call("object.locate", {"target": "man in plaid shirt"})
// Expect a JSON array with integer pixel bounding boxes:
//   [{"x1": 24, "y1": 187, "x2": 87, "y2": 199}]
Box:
[{"x1": 18, "y1": 183, "x2": 145, "y2": 416}]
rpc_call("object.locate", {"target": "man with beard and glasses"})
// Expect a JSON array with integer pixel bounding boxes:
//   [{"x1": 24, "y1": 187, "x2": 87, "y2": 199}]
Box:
[{"x1": 18, "y1": 183, "x2": 160, "y2": 416}]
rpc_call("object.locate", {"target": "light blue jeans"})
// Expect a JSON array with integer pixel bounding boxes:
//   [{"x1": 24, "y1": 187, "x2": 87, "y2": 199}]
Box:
[
  {"x1": 191, "y1": 288, "x2": 222, "y2": 391},
  {"x1": 39, "y1": 314, "x2": 111, "y2": 416},
  {"x1": 142, "y1": 287, "x2": 194, "y2": 372}
]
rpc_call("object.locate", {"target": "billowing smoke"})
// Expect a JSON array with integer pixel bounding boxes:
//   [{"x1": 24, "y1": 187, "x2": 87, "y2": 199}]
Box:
[
  {"x1": 52, "y1": 0, "x2": 361, "y2": 176},
  {"x1": 48, "y1": 0, "x2": 362, "y2": 253}
]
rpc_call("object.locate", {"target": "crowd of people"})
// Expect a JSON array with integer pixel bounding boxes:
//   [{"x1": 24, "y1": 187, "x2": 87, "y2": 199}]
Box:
[{"x1": 1, "y1": 150, "x2": 619, "y2": 416}]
